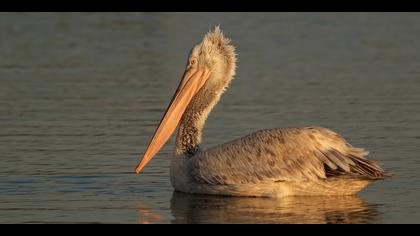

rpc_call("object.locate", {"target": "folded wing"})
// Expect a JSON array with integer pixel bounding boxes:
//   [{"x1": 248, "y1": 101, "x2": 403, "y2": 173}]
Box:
[{"x1": 188, "y1": 126, "x2": 385, "y2": 185}]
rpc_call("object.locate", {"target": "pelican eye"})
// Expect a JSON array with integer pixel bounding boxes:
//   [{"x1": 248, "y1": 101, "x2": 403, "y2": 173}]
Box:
[{"x1": 190, "y1": 58, "x2": 197, "y2": 66}]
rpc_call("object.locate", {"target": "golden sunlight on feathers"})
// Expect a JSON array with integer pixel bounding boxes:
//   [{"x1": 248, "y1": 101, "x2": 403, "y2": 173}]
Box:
[{"x1": 135, "y1": 26, "x2": 385, "y2": 198}]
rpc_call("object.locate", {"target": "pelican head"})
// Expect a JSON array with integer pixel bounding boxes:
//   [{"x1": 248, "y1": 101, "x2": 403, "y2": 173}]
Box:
[
  {"x1": 188, "y1": 26, "x2": 237, "y2": 90},
  {"x1": 135, "y1": 26, "x2": 237, "y2": 174}
]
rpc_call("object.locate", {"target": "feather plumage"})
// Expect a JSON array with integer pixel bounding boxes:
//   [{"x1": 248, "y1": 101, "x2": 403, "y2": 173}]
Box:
[{"x1": 188, "y1": 126, "x2": 384, "y2": 185}]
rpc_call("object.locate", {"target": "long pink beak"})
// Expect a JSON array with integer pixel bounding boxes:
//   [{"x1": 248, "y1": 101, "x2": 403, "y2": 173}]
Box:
[{"x1": 135, "y1": 68, "x2": 211, "y2": 174}]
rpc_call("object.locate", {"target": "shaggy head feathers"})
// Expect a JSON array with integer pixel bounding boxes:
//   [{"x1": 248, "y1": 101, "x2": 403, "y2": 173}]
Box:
[{"x1": 189, "y1": 26, "x2": 237, "y2": 80}]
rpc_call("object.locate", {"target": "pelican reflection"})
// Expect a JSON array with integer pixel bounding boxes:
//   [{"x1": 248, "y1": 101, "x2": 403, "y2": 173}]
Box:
[{"x1": 169, "y1": 192, "x2": 381, "y2": 224}]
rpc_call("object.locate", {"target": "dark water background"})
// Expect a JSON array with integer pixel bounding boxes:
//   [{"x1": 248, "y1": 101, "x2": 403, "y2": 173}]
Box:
[{"x1": 1, "y1": 12, "x2": 420, "y2": 223}]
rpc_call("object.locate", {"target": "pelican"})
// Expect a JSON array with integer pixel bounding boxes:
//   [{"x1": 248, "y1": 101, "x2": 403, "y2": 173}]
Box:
[{"x1": 134, "y1": 26, "x2": 385, "y2": 198}]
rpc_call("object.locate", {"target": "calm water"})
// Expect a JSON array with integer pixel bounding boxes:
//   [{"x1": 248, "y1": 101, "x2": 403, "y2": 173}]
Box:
[{"x1": 1, "y1": 12, "x2": 420, "y2": 224}]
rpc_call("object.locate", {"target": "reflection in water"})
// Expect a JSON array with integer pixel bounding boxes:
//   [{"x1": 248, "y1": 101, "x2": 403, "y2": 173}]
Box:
[
  {"x1": 137, "y1": 202, "x2": 165, "y2": 224},
  {"x1": 169, "y1": 192, "x2": 381, "y2": 224}
]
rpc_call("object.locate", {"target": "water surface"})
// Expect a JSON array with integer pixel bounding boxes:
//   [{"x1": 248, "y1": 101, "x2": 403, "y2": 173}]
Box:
[{"x1": 1, "y1": 12, "x2": 420, "y2": 223}]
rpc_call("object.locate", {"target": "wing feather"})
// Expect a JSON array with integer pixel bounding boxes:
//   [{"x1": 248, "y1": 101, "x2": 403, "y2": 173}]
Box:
[{"x1": 188, "y1": 126, "x2": 385, "y2": 185}]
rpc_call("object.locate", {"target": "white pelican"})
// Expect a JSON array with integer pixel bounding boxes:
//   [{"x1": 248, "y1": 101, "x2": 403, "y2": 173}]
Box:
[{"x1": 135, "y1": 26, "x2": 385, "y2": 198}]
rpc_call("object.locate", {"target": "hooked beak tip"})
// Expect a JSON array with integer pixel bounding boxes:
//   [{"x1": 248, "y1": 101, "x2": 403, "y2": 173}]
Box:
[{"x1": 135, "y1": 165, "x2": 142, "y2": 174}]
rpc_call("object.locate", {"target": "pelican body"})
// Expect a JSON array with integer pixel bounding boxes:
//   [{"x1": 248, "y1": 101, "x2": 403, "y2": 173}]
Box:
[{"x1": 135, "y1": 27, "x2": 385, "y2": 198}]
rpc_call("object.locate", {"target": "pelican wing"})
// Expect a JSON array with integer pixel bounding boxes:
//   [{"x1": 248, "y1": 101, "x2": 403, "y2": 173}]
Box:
[{"x1": 188, "y1": 127, "x2": 384, "y2": 185}]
